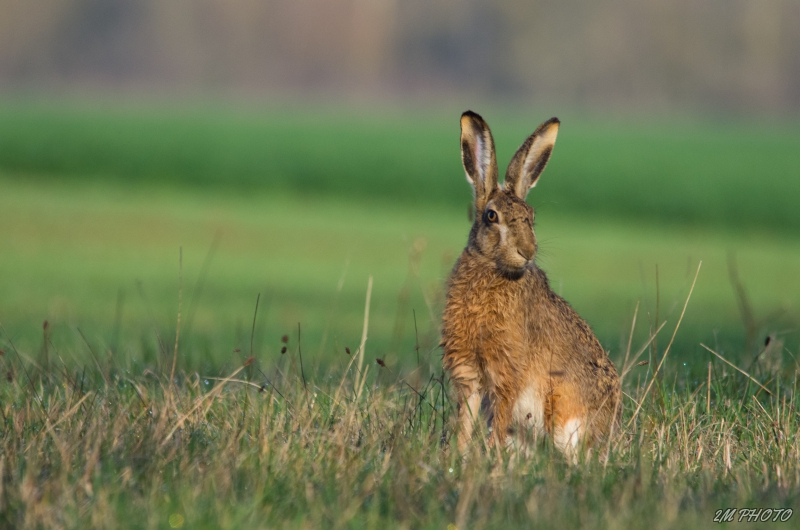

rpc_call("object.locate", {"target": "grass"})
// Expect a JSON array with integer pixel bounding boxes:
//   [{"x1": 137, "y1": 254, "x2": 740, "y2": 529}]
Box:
[
  {"x1": 1, "y1": 100, "x2": 800, "y2": 234},
  {"x1": 1, "y1": 322, "x2": 798, "y2": 529},
  {"x1": 1, "y1": 101, "x2": 799, "y2": 527},
  {"x1": 1, "y1": 176, "x2": 798, "y2": 375}
]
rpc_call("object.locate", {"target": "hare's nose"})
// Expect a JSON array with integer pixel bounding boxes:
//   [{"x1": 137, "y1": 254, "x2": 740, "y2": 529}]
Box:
[{"x1": 517, "y1": 244, "x2": 535, "y2": 261}]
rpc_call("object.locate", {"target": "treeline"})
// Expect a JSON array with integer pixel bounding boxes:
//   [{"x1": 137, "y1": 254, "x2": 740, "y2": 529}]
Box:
[{"x1": 1, "y1": 0, "x2": 798, "y2": 112}]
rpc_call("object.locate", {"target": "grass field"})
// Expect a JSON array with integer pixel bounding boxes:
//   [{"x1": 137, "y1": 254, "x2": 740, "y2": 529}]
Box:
[
  {"x1": 1, "y1": 101, "x2": 799, "y2": 528},
  {"x1": 2, "y1": 101, "x2": 800, "y2": 234},
  {"x1": 1, "y1": 351, "x2": 799, "y2": 529},
  {"x1": 0, "y1": 175, "x2": 797, "y2": 375}
]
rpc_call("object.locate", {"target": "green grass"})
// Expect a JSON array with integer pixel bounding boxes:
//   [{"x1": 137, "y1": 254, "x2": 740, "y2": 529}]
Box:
[
  {"x1": 1, "y1": 101, "x2": 799, "y2": 528},
  {"x1": 1, "y1": 175, "x2": 798, "y2": 375},
  {"x1": 1, "y1": 101, "x2": 799, "y2": 234},
  {"x1": 0, "y1": 174, "x2": 797, "y2": 373},
  {"x1": 1, "y1": 346, "x2": 798, "y2": 529}
]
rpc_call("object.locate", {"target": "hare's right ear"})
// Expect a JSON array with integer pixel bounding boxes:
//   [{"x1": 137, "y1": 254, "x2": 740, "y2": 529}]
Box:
[{"x1": 460, "y1": 111, "x2": 498, "y2": 214}]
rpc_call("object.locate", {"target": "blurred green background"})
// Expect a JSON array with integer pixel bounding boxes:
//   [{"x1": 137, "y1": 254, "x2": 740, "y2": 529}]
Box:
[
  {"x1": 1, "y1": 1, "x2": 799, "y2": 375},
  {"x1": 1, "y1": 102, "x2": 798, "y2": 376}
]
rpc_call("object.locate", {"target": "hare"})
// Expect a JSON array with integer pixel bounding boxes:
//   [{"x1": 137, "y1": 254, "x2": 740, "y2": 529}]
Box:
[{"x1": 441, "y1": 111, "x2": 621, "y2": 458}]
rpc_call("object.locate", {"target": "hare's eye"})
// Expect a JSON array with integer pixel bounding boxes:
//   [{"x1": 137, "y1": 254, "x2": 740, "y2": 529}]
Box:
[{"x1": 485, "y1": 209, "x2": 498, "y2": 223}]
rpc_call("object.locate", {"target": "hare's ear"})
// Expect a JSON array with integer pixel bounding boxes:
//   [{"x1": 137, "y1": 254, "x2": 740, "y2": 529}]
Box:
[
  {"x1": 460, "y1": 110, "x2": 499, "y2": 214},
  {"x1": 504, "y1": 117, "x2": 560, "y2": 199}
]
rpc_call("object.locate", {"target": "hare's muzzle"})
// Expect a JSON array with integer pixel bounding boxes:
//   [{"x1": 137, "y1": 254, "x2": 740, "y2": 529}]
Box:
[{"x1": 517, "y1": 242, "x2": 535, "y2": 262}]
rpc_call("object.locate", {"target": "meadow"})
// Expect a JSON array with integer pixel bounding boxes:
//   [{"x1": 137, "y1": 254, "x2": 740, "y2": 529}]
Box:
[{"x1": 0, "y1": 101, "x2": 799, "y2": 528}]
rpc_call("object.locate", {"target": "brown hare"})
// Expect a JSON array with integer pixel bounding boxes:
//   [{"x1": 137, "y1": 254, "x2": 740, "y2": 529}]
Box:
[{"x1": 441, "y1": 111, "x2": 621, "y2": 459}]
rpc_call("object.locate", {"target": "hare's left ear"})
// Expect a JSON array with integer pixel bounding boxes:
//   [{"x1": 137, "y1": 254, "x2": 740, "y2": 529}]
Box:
[{"x1": 504, "y1": 117, "x2": 560, "y2": 199}]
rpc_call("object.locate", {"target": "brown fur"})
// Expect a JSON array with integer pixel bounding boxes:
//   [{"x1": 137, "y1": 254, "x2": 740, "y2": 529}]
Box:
[{"x1": 441, "y1": 111, "x2": 621, "y2": 457}]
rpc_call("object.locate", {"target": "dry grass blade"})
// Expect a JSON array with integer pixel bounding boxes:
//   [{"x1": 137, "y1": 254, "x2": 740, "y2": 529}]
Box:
[
  {"x1": 621, "y1": 320, "x2": 667, "y2": 379},
  {"x1": 620, "y1": 301, "x2": 639, "y2": 378},
  {"x1": 204, "y1": 376, "x2": 263, "y2": 389},
  {"x1": 355, "y1": 275, "x2": 373, "y2": 383},
  {"x1": 160, "y1": 364, "x2": 246, "y2": 447},
  {"x1": 700, "y1": 343, "x2": 772, "y2": 396},
  {"x1": 707, "y1": 361, "x2": 712, "y2": 416},
  {"x1": 171, "y1": 246, "x2": 183, "y2": 383},
  {"x1": 48, "y1": 391, "x2": 93, "y2": 430},
  {"x1": 627, "y1": 261, "x2": 702, "y2": 429}
]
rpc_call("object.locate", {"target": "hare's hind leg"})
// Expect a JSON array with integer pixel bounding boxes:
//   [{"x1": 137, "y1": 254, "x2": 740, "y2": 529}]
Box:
[
  {"x1": 553, "y1": 417, "x2": 584, "y2": 462},
  {"x1": 548, "y1": 385, "x2": 588, "y2": 462}
]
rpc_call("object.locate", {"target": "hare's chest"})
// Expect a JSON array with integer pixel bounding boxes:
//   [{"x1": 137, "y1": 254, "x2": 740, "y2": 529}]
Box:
[{"x1": 457, "y1": 285, "x2": 527, "y2": 354}]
